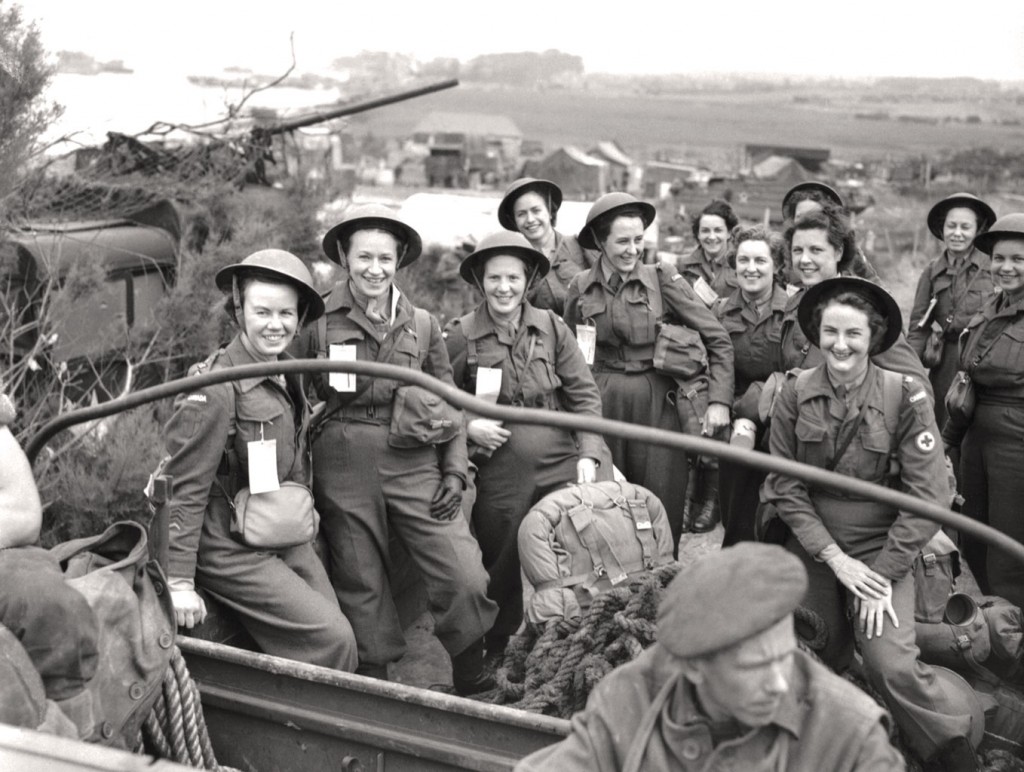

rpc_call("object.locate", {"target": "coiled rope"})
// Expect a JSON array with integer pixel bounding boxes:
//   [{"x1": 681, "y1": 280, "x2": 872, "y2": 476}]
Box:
[{"x1": 137, "y1": 645, "x2": 240, "y2": 771}]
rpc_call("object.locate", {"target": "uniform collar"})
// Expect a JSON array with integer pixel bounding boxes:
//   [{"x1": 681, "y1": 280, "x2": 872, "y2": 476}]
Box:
[
  {"x1": 721, "y1": 284, "x2": 788, "y2": 318},
  {"x1": 582, "y1": 260, "x2": 659, "y2": 293},
  {"x1": 464, "y1": 301, "x2": 547, "y2": 341},
  {"x1": 322, "y1": 280, "x2": 411, "y2": 340},
  {"x1": 797, "y1": 361, "x2": 879, "y2": 406},
  {"x1": 220, "y1": 335, "x2": 291, "y2": 394}
]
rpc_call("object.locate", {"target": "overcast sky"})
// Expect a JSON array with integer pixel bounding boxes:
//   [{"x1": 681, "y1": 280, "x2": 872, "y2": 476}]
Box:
[{"x1": 16, "y1": 0, "x2": 1024, "y2": 81}]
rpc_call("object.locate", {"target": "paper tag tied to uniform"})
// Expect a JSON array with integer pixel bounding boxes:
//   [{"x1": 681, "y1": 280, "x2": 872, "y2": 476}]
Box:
[
  {"x1": 576, "y1": 323, "x2": 596, "y2": 365},
  {"x1": 475, "y1": 367, "x2": 502, "y2": 404},
  {"x1": 247, "y1": 438, "x2": 280, "y2": 494},
  {"x1": 328, "y1": 344, "x2": 357, "y2": 392},
  {"x1": 692, "y1": 276, "x2": 719, "y2": 307}
]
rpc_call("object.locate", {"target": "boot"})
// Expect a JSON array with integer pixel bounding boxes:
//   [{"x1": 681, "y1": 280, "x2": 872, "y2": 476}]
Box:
[
  {"x1": 924, "y1": 736, "x2": 980, "y2": 772},
  {"x1": 451, "y1": 639, "x2": 495, "y2": 697},
  {"x1": 681, "y1": 464, "x2": 700, "y2": 533},
  {"x1": 691, "y1": 465, "x2": 720, "y2": 534}
]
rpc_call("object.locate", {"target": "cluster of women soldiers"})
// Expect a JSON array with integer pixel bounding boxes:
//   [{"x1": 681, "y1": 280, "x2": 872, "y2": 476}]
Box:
[{"x1": 159, "y1": 176, "x2": 1024, "y2": 768}]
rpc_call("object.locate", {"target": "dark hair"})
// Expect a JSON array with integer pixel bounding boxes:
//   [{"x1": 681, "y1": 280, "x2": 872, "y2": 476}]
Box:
[
  {"x1": 728, "y1": 224, "x2": 788, "y2": 287},
  {"x1": 514, "y1": 186, "x2": 559, "y2": 228},
  {"x1": 783, "y1": 205, "x2": 857, "y2": 273},
  {"x1": 783, "y1": 189, "x2": 846, "y2": 221},
  {"x1": 339, "y1": 225, "x2": 406, "y2": 260},
  {"x1": 809, "y1": 290, "x2": 889, "y2": 355},
  {"x1": 592, "y1": 206, "x2": 647, "y2": 246},
  {"x1": 691, "y1": 199, "x2": 739, "y2": 240},
  {"x1": 222, "y1": 268, "x2": 307, "y2": 324}
]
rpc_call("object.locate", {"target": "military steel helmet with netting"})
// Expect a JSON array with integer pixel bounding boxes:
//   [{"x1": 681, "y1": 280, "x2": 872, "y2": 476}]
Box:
[
  {"x1": 577, "y1": 192, "x2": 656, "y2": 250},
  {"x1": 216, "y1": 249, "x2": 325, "y2": 321},
  {"x1": 321, "y1": 203, "x2": 423, "y2": 268},
  {"x1": 458, "y1": 231, "x2": 551, "y2": 285}
]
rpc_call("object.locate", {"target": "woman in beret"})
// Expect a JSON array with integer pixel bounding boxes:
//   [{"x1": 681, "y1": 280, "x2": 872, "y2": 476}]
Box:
[
  {"x1": 497, "y1": 177, "x2": 594, "y2": 315},
  {"x1": 444, "y1": 230, "x2": 604, "y2": 659},
  {"x1": 564, "y1": 192, "x2": 734, "y2": 547},
  {"x1": 908, "y1": 192, "x2": 996, "y2": 431},
  {"x1": 762, "y1": 277, "x2": 977, "y2": 770},
  {"x1": 941, "y1": 213, "x2": 1024, "y2": 613}
]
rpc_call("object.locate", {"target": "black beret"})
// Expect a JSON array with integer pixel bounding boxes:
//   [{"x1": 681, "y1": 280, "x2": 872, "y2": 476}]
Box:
[{"x1": 657, "y1": 543, "x2": 807, "y2": 658}]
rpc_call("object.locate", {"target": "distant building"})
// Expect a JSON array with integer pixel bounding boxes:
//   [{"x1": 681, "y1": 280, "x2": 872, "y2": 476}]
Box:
[
  {"x1": 409, "y1": 112, "x2": 523, "y2": 188},
  {"x1": 750, "y1": 155, "x2": 810, "y2": 183},
  {"x1": 521, "y1": 146, "x2": 608, "y2": 200},
  {"x1": 744, "y1": 144, "x2": 831, "y2": 173},
  {"x1": 587, "y1": 141, "x2": 633, "y2": 191},
  {"x1": 643, "y1": 161, "x2": 703, "y2": 198}
]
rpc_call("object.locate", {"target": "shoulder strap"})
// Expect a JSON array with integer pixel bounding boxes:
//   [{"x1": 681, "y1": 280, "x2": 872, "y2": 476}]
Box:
[
  {"x1": 643, "y1": 264, "x2": 664, "y2": 323},
  {"x1": 881, "y1": 370, "x2": 902, "y2": 436},
  {"x1": 412, "y1": 307, "x2": 432, "y2": 366},
  {"x1": 794, "y1": 367, "x2": 814, "y2": 396},
  {"x1": 317, "y1": 315, "x2": 327, "y2": 359}
]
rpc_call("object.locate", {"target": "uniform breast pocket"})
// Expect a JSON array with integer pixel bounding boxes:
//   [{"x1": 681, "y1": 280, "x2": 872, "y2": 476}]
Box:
[
  {"x1": 855, "y1": 426, "x2": 892, "y2": 481},
  {"x1": 390, "y1": 331, "x2": 422, "y2": 369},
  {"x1": 993, "y1": 325, "x2": 1024, "y2": 375},
  {"x1": 794, "y1": 416, "x2": 828, "y2": 467},
  {"x1": 235, "y1": 390, "x2": 286, "y2": 444},
  {"x1": 623, "y1": 293, "x2": 657, "y2": 344},
  {"x1": 579, "y1": 292, "x2": 607, "y2": 322},
  {"x1": 525, "y1": 346, "x2": 561, "y2": 406}
]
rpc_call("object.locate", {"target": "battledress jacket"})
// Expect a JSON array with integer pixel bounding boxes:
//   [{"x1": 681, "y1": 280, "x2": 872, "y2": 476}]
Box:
[
  {"x1": 941, "y1": 288, "x2": 1024, "y2": 446},
  {"x1": 528, "y1": 231, "x2": 595, "y2": 315},
  {"x1": 444, "y1": 301, "x2": 604, "y2": 461},
  {"x1": 515, "y1": 645, "x2": 903, "y2": 772},
  {"x1": 907, "y1": 247, "x2": 993, "y2": 358},
  {"x1": 563, "y1": 261, "x2": 735, "y2": 407},
  {"x1": 763, "y1": 363, "x2": 946, "y2": 581},
  {"x1": 676, "y1": 244, "x2": 736, "y2": 299},
  {"x1": 293, "y1": 281, "x2": 468, "y2": 483},
  {"x1": 163, "y1": 335, "x2": 311, "y2": 581}
]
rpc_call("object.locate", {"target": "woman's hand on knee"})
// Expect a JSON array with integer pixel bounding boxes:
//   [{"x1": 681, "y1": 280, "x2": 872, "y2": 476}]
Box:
[
  {"x1": 855, "y1": 587, "x2": 899, "y2": 640},
  {"x1": 825, "y1": 552, "x2": 889, "y2": 600}
]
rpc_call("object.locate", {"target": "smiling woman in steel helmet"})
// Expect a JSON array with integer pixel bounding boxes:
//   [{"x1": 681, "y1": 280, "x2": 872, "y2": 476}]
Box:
[
  {"x1": 443, "y1": 230, "x2": 605, "y2": 661},
  {"x1": 296, "y1": 203, "x2": 498, "y2": 696},
  {"x1": 160, "y1": 248, "x2": 358, "y2": 673},
  {"x1": 565, "y1": 192, "x2": 735, "y2": 550},
  {"x1": 907, "y1": 192, "x2": 997, "y2": 431},
  {"x1": 762, "y1": 276, "x2": 979, "y2": 770},
  {"x1": 497, "y1": 177, "x2": 595, "y2": 314}
]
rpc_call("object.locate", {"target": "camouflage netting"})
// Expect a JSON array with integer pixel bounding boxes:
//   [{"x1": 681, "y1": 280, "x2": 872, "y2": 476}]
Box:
[{"x1": 1, "y1": 128, "x2": 275, "y2": 228}]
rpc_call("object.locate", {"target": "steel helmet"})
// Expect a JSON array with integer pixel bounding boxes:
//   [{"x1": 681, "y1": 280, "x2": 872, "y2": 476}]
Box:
[
  {"x1": 497, "y1": 178, "x2": 563, "y2": 232},
  {"x1": 321, "y1": 203, "x2": 423, "y2": 268},
  {"x1": 578, "y1": 192, "x2": 656, "y2": 249},
  {"x1": 782, "y1": 182, "x2": 845, "y2": 220},
  {"x1": 797, "y1": 276, "x2": 902, "y2": 354},
  {"x1": 458, "y1": 231, "x2": 551, "y2": 285},
  {"x1": 974, "y1": 212, "x2": 1024, "y2": 255},
  {"x1": 216, "y1": 249, "x2": 325, "y2": 321},
  {"x1": 927, "y1": 192, "x2": 997, "y2": 241}
]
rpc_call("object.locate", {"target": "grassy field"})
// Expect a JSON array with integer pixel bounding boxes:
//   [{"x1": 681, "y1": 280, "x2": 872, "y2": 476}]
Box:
[{"x1": 350, "y1": 83, "x2": 1024, "y2": 162}]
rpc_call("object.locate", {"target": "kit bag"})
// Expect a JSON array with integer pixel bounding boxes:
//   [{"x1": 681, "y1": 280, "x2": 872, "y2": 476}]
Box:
[
  {"x1": 388, "y1": 307, "x2": 462, "y2": 448},
  {"x1": 518, "y1": 481, "x2": 676, "y2": 624},
  {"x1": 50, "y1": 521, "x2": 175, "y2": 749},
  {"x1": 231, "y1": 481, "x2": 319, "y2": 550}
]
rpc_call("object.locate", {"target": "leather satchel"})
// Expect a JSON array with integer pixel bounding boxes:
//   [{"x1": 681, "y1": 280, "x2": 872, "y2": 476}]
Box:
[
  {"x1": 944, "y1": 370, "x2": 976, "y2": 425},
  {"x1": 231, "y1": 481, "x2": 319, "y2": 549},
  {"x1": 653, "y1": 323, "x2": 708, "y2": 380}
]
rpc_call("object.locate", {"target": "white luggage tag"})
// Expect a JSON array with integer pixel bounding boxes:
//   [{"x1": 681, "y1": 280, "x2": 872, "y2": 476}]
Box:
[
  {"x1": 328, "y1": 344, "x2": 357, "y2": 392},
  {"x1": 692, "y1": 276, "x2": 719, "y2": 307},
  {"x1": 576, "y1": 322, "x2": 596, "y2": 365},
  {"x1": 247, "y1": 425, "x2": 280, "y2": 494},
  {"x1": 475, "y1": 367, "x2": 502, "y2": 404}
]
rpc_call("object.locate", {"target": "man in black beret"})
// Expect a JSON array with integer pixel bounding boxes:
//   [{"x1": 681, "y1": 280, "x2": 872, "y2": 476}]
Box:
[{"x1": 516, "y1": 543, "x2": 904, "y2": 771}]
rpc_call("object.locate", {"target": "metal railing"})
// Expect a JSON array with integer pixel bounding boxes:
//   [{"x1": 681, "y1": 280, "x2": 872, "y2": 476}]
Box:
[{"x1": 25, "y1": 358, "x2": 1024, "y2": 567}]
